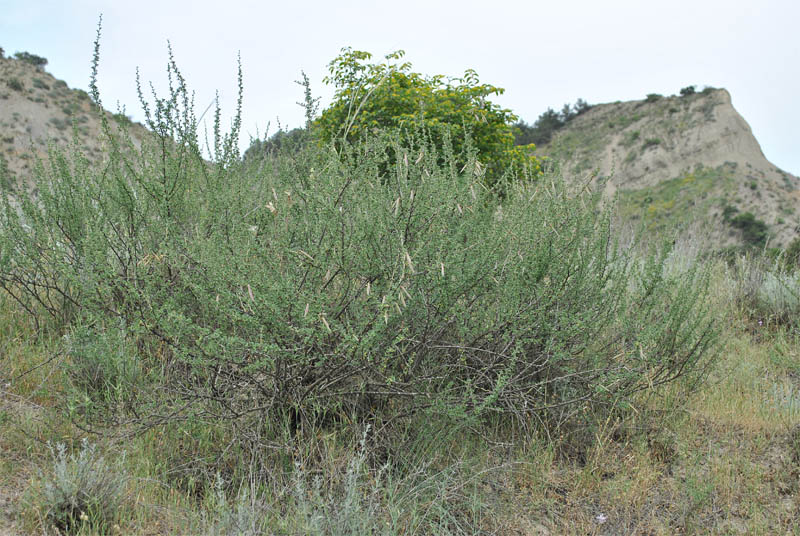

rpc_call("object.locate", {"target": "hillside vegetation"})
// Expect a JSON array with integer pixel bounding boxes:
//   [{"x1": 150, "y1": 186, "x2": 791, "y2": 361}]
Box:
[
  {"x1": 534, "y1": 88, "x2": 800, "y2": 250},
  {"x1": 0, "y1": 39, "x2": 799, "y2": 535},
  {"x1": 0, "y1": 49, "x2": 148, "y2": 193}
]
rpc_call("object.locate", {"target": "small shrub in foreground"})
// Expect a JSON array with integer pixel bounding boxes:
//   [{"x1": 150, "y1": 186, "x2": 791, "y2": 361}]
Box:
[{"x1": 28, "y1": 439, "x2": 128, "y2": 534}]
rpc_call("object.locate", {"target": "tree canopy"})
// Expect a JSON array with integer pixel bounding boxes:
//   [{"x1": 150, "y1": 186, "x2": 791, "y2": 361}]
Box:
[{"x1": 314, "y1": 48, "x2": 541, "y2": 187}]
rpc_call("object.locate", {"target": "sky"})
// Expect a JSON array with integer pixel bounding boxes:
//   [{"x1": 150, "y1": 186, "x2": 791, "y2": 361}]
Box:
[{"x1": 2, "y1": 0, "x2": 799, "y2": 174}]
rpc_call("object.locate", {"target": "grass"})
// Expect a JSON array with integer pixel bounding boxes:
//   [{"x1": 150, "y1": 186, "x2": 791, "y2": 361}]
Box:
[{"x1": 617, "y1": 163, "x2": 738, "y2": 233}]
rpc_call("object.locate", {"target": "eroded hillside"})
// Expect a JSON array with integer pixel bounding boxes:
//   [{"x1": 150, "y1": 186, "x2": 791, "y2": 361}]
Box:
[
  {"x1": 537, "y1": 89, "x2": 800, "y2": 248},
  {"x1": 0, "y1": 53, "x2": 147, "y2": 191}
]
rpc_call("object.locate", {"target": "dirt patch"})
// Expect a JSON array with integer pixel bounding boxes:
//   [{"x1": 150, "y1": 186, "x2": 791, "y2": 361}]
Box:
[{"x1": 0, "y1": 485, "x2": 21, "y2": 536}]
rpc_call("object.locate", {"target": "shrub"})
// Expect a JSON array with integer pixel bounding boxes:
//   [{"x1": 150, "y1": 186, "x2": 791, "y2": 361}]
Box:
[
  {"x1": 645, "y1": 93, "x2": 662, "y2": 103},
  {"x1": 13, "y1": 51, "x2": 48, "y2": 68},
  {"x1": 722, "y1": 204, "x2": 738, "y2": 222},
  {"x1": 6, "y1": 77, "x2": 23, "y2": 92},
  {"x1": 785, "y1": 237, "x2": 800, "y2": 270},
  {"x1": 244, "y1": 127, "x2": 308, "y2": 160},
  {"x1": 0, "y1": 37, "x2": 718, "y2": 449},
  {"x1": 63, "y1": 322, "x2": 142, "y2": 417},
  {"x1": 32, "y1": 77, "x2": 50, "y2": 90},
  {"x1": 621, "y1": 130, "x2": 640, "y2": 147},
  {"x1": 731, "y1": 255, "x2": 800, "y2": 327},
  {"x1": 680, "y1": 85, "x2": 697, "y2": 97},
  {"x1": 729, "y1": 212, "x2": 769, "y2": 248},
  {"x1": 314, "y1": 48, "x2": 541, "y2": 187},
  {"x1": 28, "y1": 439, "x2": 127, "y2": 534},
  {"x1": 642, "y1": 138, "x2": 662, "y2": 150},
  {"x1": 0, "y1": 154, "x2": 13, "y2": 191},
  {"x1": 112, "y1": 111, "x2": 132, "y2": 126},
  {"x1": 513, "y1": 98, "x2": 591, "y2": 146}
]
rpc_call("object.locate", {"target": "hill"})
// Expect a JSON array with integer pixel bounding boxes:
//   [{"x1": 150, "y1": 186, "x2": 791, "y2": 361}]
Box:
[
  {"x1": 535, "y1": 88, "x2": 800, "y2": 249},
  {"x1": 0, "y1": 51, "x2": 147, "y2": 191}
]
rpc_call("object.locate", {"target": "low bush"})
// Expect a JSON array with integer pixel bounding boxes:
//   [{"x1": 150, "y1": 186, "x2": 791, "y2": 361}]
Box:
[
  {"x1": 645, "y1": 93, "x2": 662, "y2": 103},
  {"x1": 730, "y1": 255, "x2": 800, "y2": 328},
  {"x1": 785, "y1": 237, "x2": 800, "y2": 269},
  {"x1": 13, "y1": 51, "x2": 48, "y2": 68},
  {"x1": 63, "y1": 322, "x2": 143, "y2": 418},
  {"x1": 27, "y1": 439, "x2": 128, "y2": 534},
  {"x1": 728, "y1": 211, "x2": 769, "y2": 248},
  {"x1": 6, "y1": 77, "x2": 23, "y2": 92},
  {"x1": 643, "y1": 138, "x2": 662, "y2": 150},
  {"x1": 32, "y1": 77, "x2": 50, "y2": 90}
]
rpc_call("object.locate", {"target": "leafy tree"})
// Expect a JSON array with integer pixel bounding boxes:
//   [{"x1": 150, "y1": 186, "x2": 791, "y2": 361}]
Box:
[
  {"x1": 513, "y1": 99, "x2": 591, "y2": 146},
  {"x1": 243, "y1": 127, "x2": 308, "y2": 161},
  {"x1": 729, "y1": 212, "x2": 769, "y2": 248},
  {"x1": 13, "y1": 51, "x2": 48, "y2": 68},
  {"x1": 314, "y1": 48, "x2": 541, "y2": 187},
  {"x1": 680, "y1": 85, "x2": 696, "y2": 97}
]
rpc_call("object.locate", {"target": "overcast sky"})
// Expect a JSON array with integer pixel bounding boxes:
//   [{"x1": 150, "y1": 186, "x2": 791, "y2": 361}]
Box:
[{"x1": 2, "y1": 0, "x2": 798, "y2": 174}]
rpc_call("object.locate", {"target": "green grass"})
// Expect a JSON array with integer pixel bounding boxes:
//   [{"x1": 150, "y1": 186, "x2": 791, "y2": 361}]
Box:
[{"x1": 617, "y1": 164, "x2": 737, "y2": 232}]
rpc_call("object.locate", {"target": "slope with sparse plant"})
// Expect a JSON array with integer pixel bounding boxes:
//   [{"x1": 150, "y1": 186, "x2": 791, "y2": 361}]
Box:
[
  {"x1": 0, "y1": 50, "x2": 148, "y2": 193},
  {"x1": 535, "y1": 88, "x2": 800, "y2": 250}
]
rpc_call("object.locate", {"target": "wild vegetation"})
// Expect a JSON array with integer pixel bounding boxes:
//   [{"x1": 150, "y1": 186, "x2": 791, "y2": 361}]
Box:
[
  {"x1": 513, "y1": 98, "x2": 591, "y2": 147},
  {"x1": 0, "y1": 32, "x2": 799, "y2": 535}
]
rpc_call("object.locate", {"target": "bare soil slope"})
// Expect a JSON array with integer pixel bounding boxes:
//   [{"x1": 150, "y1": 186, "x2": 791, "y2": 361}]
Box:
[
  {"x1": 0, "y1": 54, "x2": 148, "y2": 192},
  {"x1": 537, "y1": 89, "x2": 800, "y2": 248}
]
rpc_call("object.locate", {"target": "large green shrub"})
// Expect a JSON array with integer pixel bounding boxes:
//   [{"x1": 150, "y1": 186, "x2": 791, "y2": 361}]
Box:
[
  {"x1": 729, "y1": 211, "x2": 769, "y2": 248},
  {"x1": 0, "y1": 41, "x2": 717, "y2": 445},
  {"x1": 314, "y1": 48, "x2": 541, "y2": 188}
]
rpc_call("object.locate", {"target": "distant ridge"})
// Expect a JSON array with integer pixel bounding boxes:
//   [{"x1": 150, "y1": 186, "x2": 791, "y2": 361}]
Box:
[
  {"x1": 0, "y1": 51, "x2": 148, "y2": 191},
  {"x1": 536, "y1": 88, "x2": 800, "y2": 248}
]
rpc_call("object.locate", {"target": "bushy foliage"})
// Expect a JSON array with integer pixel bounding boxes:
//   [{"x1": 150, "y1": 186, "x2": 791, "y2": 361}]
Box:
[
  {"x1": 680, "y1": 85, "x2": 697, "y2": 97},
  {"x1": 13, "y1": 51, "x2": 48, "y2": 67},
  {"x1": 728, "y1": 211, "x2": 770, "y2": 248},
  {"x1": 642, "y1": 138, "x2": 662, "y2": 150},
  {"x1": 0, "y1": 153, "x2": 13, "y2": 191},
  {"x1": 513, "y1": 98, "x2": 591, "y2": 146},
  {"x1": 243, "y1": 127, "x2": 308, "y2": 161},
  {"x1": 0, "y1": 39, "x2": 717, "y2": 449},
  {"x1": 786, "y1": 237, "x2": 800, "y2": 269},
  {"x1": 314, "y1": 48, "x2": 540, "y2": 187},
  {"x1": 29, "y1": 439, "x2": 127, "y2": 534},
  {"x1": 645, "y1": 93, "x2": 662, "y2": 103},
  {"x1": 63, "y1": 322, "x2": 143, "y2": 417},
  {"x1": 6, "y1": 77, "x2": 23, "y2": 92},
  {"x1": 731, "y1": 255, "x2": 800, "y2": 328}
]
